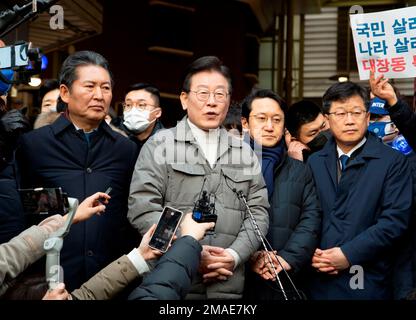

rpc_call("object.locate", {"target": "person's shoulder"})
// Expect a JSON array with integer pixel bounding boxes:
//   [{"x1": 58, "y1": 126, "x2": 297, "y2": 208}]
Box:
[
  {"x1": 378, "y1": 142, "x2": 408, "y2": 164},
  {"x1": 145, "y1": 127, "x2": 176, "y2": 145},
  {"x1": 307, "y1": 149, "x2": 324, "y2": 165},
  {"x1": 283, "y1": 156, "x2": 312, "y2": 179},
  {"x1": 286, "y1": 156, "x2": 308, "y2": 171},
  {"x1": 21, "y1": 123, "x2": 53, "y2": 141}
]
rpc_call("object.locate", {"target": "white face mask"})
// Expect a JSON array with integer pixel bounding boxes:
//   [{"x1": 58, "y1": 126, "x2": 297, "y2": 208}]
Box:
[{"x1": 123, "y1": 108, "x2": 155, "y2": 133}]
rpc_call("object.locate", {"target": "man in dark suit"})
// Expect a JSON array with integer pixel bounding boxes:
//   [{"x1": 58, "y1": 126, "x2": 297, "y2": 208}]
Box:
[
  {"x1": 306, "y1": 81, "x2": 413, "y2": 299},
  {"x1": 15, "y1": 51, "x2": 139, "y2": 291}
]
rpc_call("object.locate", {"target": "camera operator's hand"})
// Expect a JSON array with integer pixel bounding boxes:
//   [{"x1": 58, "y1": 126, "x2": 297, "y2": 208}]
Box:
[
  {"x1": 69, "y1": 192, "x2": 110, "y2": 224},
  {"x1": 138, "y1": 224, "x2": 163, "y2": 261},
  {"x1": 0, "y1": 109, "x2": 31, "y2": 133},
  {"x1": 42, "y1": 283, "x2": 69, "y2": 300},
  {"x1": 180, "y1": 212, "x2": 215, "y2": 241}
]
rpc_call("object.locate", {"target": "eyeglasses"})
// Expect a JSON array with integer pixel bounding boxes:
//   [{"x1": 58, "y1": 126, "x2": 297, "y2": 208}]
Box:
[
  {"x1": 249, "y1": 114, "x2": 282, "y2": 125},
  {"x1": 327, "y1": 109, "x2": 367, "y2": 121},
  {"x1": 123, "y1": 102, "x2": 158, "y2": 112},
  {"x1": 189, "y1": 90, "x2": 229, "y2": 103}
]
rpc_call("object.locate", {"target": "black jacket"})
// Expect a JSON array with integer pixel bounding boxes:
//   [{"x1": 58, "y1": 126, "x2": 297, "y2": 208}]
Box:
[
  {"x1": 15, "y1": 115, "x2": 139, "y2": 290},
  {"x1": 114, "y1": 118, "x2": 164, "y2": 154},
  {"x1": 387, "y1": 99, "x2": 416, "y2": 151},
  {"x1": 128, "y1": 236, "x2": 202, "y2": 300},
  {"x1": 0, "y1": 161, "x2": 25, "y2": 244},
  {"x1": 245, "y1": 153, "x2": 322, "y2": 300}
]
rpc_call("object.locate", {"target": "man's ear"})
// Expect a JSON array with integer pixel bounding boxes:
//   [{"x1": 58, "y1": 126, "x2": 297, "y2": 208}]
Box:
[
  {"x1": 60, "y1": 84, "x2": 70, "y2": 103},
  {"x1": 154, "y1": 107, "x2": 162, "y2": 119},
  {"x1": 241, "y1": 117, "x2": 249, "y2": 130},
  {"x1": 324, "y1": 117, "x2": 330, "y2": 129},
  {"x1": 180, "y1": 92, "x2": 188, "y2": 111}
]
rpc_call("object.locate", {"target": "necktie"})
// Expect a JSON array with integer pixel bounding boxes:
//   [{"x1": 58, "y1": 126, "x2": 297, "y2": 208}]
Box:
[
  {"x1": 84, "y1": 131, "x2": 95, "y2": 147},
  {"x1": 339, "y1": 154, "x2": 349, "y2": 171}
]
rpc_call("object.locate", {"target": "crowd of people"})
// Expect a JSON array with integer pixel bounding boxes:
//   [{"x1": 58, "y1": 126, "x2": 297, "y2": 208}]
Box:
[{"x1": 0, "y1": 49, "x2": 416, "y2": 300}]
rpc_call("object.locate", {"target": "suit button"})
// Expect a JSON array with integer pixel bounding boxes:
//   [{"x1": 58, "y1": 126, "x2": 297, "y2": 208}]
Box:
[
  {"x1": 87, "y1": 250, "x2": 94, "y2": 257},
  {"x1": 86, "y1": 167, "x2": 92, "y2": 173}
]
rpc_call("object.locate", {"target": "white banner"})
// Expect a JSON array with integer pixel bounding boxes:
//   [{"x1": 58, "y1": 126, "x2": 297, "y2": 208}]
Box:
[{"x1": 350, "y1": 6, "x2": 416, "y2": 80}]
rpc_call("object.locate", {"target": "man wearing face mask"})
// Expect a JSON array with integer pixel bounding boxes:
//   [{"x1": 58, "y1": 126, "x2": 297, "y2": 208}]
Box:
[
  {"x1": 285, "y1": 100, "x2": 331, "y2": 162},
  {"x1": 367, "y1": 95, "x2": 414, "y2": 158},
  {"x1": 119, "y1": 83, "x2": 163, "y2": 153}
]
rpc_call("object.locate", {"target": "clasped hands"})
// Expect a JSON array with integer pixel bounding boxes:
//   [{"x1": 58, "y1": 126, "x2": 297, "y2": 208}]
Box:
[
  {"x1": 311, "y1": 247, "x2": 350, "y2": 275},
  {"x1": 250, "y1": 250, "x2": 291, "y2": 281},
  {"x1": 198, "y1": 245, "x2": 235, "y2": 283}
]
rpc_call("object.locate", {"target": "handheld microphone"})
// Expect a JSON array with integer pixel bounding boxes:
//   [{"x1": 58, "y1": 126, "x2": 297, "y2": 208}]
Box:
[{"x1": 192, "y1": 178, "x2": 217, "y2": 231}]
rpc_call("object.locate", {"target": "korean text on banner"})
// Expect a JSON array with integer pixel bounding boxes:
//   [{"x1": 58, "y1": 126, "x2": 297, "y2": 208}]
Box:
[{"x1": 350, "y1": 6, "x2": 416, "y2": 80}]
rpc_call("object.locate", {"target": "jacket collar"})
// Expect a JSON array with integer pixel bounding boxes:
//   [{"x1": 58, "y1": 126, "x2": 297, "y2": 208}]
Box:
[
  {"x1": 51, "y1": 113, "x2": 118, "y2": 141},
  {"x1": 318, "y1": 132, "x2": 381, "y2": 160},
  {"x1": 317, "y1": 132, "x2": 382, "y2": 186}
]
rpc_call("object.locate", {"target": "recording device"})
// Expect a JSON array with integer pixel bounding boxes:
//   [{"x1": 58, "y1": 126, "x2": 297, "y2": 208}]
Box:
[
  {"x1": 0, "y1": 1, "x2": 58, "y2": 95},
  {"x1": 192, "y1": 179, "x2": 218, "y2": 231},
  {"x1": 98, "y1": 186, "x2": 112, "y2": 204},
  {"x1": 0, "y1": 42, "x2": 45, "y2": 94},
  {"x1": 148, "y1": 206, "x2": 183, "y2": 253},
  {"x1": 19, "y1": 187, "x2": 69, "y2": 215},
  {"x1": 104, "y1": 187, "x2": 112, "y2": 195},
  {"x1": 44, "y1": 197, "x2": 79, "y2": 290}
]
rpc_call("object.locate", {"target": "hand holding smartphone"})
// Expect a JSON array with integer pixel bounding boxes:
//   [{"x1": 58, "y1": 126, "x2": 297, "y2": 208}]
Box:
[{"x1": 148, "y1": 206, "x2": 183, "y2": 253}]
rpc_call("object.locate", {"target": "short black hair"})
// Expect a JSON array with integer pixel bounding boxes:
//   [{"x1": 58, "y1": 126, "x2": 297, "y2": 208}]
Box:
[
  {"x1": 223, "y1": 102, "x2": 242, "y2": 133},
  {"x1": 322, "y1": 81, "x2": 369, "y2": 113},
  {"x1": 286, "y1": 100, "x2": 323, "y2": 138},
  {"x1": 39, "y1": 79, "x2": 59, "y2": 102},
  {"x1": 181, "y1": 56, "x2": 232, "y2": 94},
  {"x1": 241, "y1": 88, "x2": 287, "y2": 120},
  {"x1": 58, "y1": 51, "x2": 113, "y2": 90},
  {"x1": 125, "y1": 83, "x2": 160, "y2": 106}
]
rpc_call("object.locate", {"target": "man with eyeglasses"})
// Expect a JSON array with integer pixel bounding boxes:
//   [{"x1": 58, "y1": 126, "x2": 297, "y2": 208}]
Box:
[
  {"x1": 116, "y1": 83, "x2": 163, "y2": 153},
  {"x1": 306, "y1": 81, "x2": 413, "y2": 299},
  {"x1": 128, "y1": 56, "x2": 269, "y2": 299},
  {"x1": 240, "y1": 89, "x2": 321, "y2": 300}
]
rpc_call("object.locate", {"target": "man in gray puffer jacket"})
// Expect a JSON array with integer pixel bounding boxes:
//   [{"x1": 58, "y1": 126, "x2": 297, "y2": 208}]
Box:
[{"x1": 128, "y1": 56, "x2": 269, "y2": 299}]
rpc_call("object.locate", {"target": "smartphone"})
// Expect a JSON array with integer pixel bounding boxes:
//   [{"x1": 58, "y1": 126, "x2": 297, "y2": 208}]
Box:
[
  {"x1": 19, "y1": 187, "x2": 66, "y2": 215},
  {"x1": 148, "y1": 206, "x2": 183, "y2": 253}
]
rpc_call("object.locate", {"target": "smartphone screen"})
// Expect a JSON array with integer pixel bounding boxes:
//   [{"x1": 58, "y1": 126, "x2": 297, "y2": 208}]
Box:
[
  {"x1": 148, "y1": 206, "x2": 183, "y2": 253},
  {"x1": 19, "y1": 187, "x2": 65, "y2": 215}
]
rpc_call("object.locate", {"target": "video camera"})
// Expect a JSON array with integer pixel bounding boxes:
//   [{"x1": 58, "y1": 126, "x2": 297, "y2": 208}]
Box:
[
  {"x1": 0, "y1": 41, "x2": 45, "y2": 95},
  {"x1": 0, "y1": 0, "x2": 58, "y2": 95}
]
